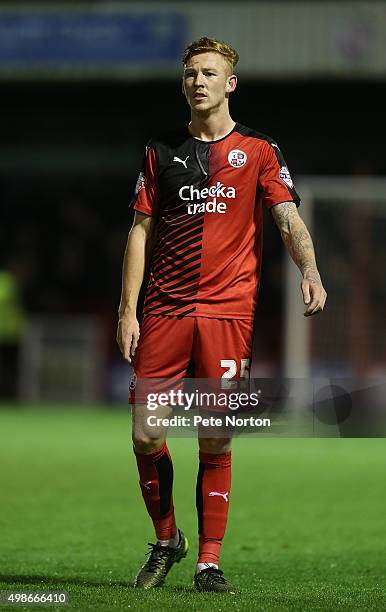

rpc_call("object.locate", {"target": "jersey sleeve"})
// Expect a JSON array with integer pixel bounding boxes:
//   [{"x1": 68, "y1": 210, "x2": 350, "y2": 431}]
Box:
[
  {"x1": 258, "y1": 140, "x2": 300, "y2": 209},
  {"x1": 130, "y1": 142, "x2": 160, "y2": 217}
]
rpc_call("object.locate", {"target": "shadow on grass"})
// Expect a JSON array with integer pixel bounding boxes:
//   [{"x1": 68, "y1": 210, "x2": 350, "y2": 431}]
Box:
[{"x1": 0, "y1": 575, "x2": 196, "y2": 594}]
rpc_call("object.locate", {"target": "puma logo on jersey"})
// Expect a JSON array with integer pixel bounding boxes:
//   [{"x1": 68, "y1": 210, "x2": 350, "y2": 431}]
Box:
[
  {"x1": 208, "y1": 491, "x2": 229, "y2": 502},
  {"x1": 173, "y1": 155, "x2": 189, "y2": 168}
]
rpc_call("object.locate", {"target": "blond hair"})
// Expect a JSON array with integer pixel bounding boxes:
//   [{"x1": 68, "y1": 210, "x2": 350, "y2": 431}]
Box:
[{"x1": 182, "y1": 37, "x2": 239, "y2": 73}]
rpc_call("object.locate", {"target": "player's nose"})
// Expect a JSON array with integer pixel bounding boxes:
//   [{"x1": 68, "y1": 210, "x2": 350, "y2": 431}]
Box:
[{"x1": 193, "y1": 71, "x2": 205, "y2": 86}]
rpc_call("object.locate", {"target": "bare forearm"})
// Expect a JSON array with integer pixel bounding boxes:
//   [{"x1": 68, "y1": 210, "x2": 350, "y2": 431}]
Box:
[
  {"x1": 271, "y1": 201, "x2": 327, "y2": 315},
  {"x1": 118, "y1": 216, "x2": 154, "y2": 318},
  {"x1": 118, "y1": 238, "x2": 144, "y2": 317},
  {"x1": 272, "y1": 201, "x2": 320, "y2": 279}
]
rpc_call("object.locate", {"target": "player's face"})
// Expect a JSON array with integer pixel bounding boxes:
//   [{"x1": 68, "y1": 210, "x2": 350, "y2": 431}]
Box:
[{"x1": 182, "y1": 52, "x2": 236, "y2": 114}]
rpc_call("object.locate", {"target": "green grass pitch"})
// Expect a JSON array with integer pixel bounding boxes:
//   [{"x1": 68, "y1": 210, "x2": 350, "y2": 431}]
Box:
[{"x1": 0, "y1": 406, "x2": 385, "y2": 611}]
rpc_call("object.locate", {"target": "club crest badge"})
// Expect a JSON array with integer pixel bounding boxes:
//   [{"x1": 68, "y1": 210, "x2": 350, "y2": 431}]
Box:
[{"x1": 228, "y1": 149, "x2": 247, "y2": 168}]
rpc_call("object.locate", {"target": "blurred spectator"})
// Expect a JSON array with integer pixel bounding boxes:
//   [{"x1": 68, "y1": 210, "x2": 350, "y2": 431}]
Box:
[{"x1": 0, "y1": 269, "x2": 25, "y2": 398}]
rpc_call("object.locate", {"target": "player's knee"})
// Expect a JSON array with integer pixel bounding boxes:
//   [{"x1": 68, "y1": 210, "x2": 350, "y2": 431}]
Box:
[
  {"x1": 132, "y1": 432, "x2": 165, "y2": 454},
  {"x1": 199, "y1": 437, "x2": 232, "y2": 454}
]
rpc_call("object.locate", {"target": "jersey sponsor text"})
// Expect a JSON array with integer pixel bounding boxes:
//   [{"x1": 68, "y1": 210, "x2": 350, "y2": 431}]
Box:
[{"x1": 179, "y1": 181, "x2": 236, "y2": 215}]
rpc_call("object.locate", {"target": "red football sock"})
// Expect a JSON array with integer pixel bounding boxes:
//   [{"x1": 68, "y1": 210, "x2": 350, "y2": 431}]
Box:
[
  {"x1": 196, "y1": 450, "x2": 232, "y2": 565},
  {"x1": 134, "y1": 442, "x2": 177, "y2": 541}
]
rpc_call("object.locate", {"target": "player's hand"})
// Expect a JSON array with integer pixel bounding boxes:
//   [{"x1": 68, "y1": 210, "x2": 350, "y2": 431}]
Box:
[
  {"x1": 116, "y1": 315, "x2": 140, "y2": 364},
  {"x1": 301, "y1": 273, "x2": 327, "y2": 317}
]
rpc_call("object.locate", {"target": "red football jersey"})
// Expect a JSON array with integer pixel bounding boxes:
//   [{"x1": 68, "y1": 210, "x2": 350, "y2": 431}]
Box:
[{"x1": 131, "y1": 123, "x2": 300, "y2": 319}]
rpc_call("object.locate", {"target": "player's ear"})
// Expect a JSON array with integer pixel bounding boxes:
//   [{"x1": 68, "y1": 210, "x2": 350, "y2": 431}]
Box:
[{"x1": 226, "y1": 74, "x2": 237, "y2": 93}]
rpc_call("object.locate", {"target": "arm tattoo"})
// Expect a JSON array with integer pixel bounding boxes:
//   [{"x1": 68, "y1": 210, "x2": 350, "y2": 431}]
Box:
[{"x1": 271, "y1": 201, "x2": 320, "y2": 280}]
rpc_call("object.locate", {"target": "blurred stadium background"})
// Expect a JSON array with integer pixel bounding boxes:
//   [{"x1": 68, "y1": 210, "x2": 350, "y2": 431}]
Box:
[{"x1": 1, "y1": 0, "x2": 386, "y2": 404}]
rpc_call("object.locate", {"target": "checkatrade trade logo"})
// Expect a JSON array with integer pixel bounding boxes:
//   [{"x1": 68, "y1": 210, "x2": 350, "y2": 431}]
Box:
[{"x1": 179, "y1": 181, "x2": 236, "y2": 214}]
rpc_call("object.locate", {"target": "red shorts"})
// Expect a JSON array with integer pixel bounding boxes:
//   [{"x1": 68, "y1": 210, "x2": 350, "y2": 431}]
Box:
[{"x1": 133, "y1": 315, "x2": 253, "y2": 379}]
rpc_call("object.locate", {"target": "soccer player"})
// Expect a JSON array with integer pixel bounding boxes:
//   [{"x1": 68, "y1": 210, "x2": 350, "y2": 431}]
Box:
[{"x1": 117, "y1": 37, "x2": 327, "y2": 593}]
